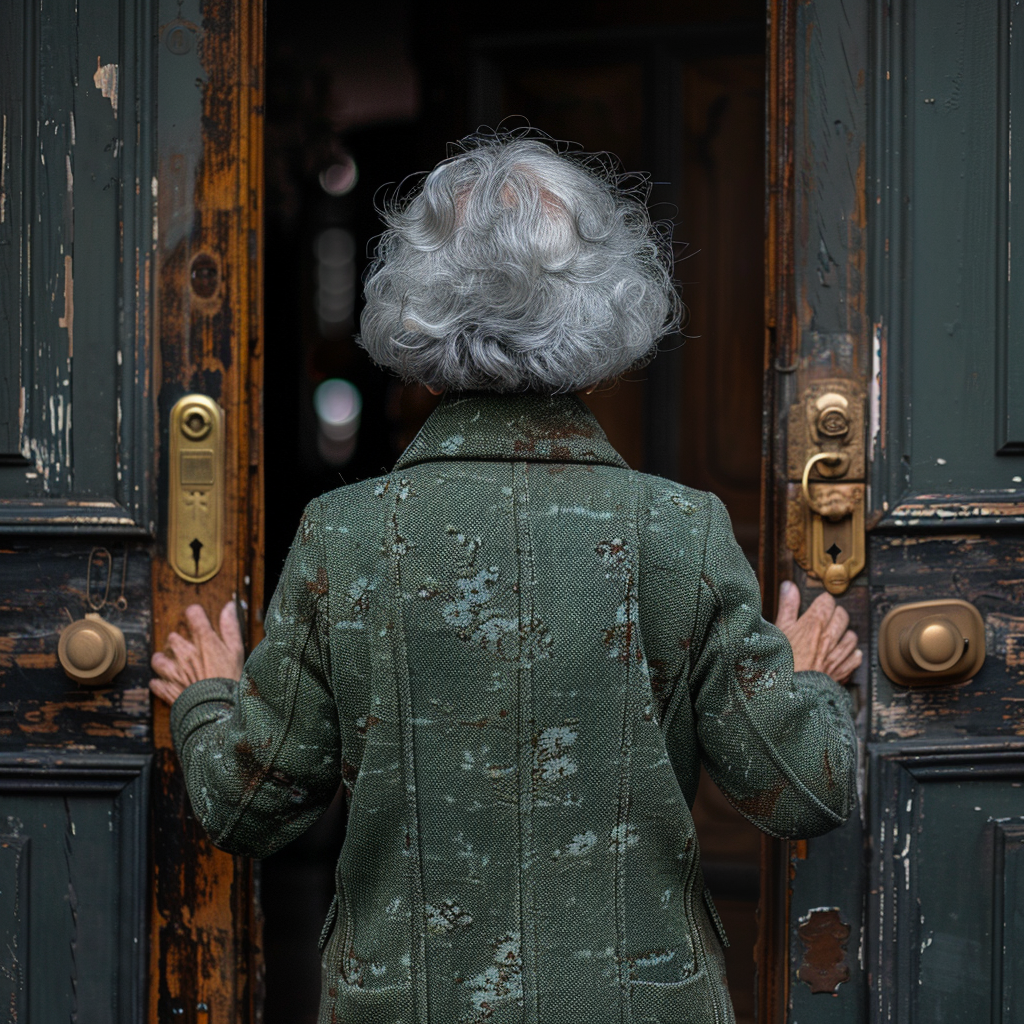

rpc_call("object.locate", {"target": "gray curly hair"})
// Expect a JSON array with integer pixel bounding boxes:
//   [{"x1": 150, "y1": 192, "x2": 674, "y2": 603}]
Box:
[{"x1": 356, "y1": 135, "x2": 681, "y2": 393}]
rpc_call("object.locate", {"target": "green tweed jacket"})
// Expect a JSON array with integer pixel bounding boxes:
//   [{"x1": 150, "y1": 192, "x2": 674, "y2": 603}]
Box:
[{"x1": 171, "y1": 392, "x2": 856, "y2": 1024}]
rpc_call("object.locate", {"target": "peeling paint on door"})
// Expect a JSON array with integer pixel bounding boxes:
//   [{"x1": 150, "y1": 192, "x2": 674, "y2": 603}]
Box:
[
  {"x1": 58, "y1": 255, "x2": 73, "y2": 356},
  {"x1": 92, "y1": 58, "x2": 118, "y2": 116}
]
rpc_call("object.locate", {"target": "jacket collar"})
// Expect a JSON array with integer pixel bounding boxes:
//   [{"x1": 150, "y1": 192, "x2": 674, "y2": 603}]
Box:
[{"x1": 393, "y1": 391, "x2": 629, "y2": 471}]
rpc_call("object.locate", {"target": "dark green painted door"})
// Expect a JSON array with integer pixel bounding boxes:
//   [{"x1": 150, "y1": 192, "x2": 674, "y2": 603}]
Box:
[
  {"x1": 0, "y1": 0, "x2": 155, "y2": 1020},
  {"x1": 869, "y1": 3, "x2": 1024, "y2": 1021},
  {"x1": 773, "y1": 1, "x2": 1024, "y2": 1022}
]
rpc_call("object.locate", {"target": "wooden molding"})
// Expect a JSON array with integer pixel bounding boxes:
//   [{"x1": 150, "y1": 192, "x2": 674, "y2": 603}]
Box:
[{"x1": 760, "y1": 1, "x2": 797, "y2": 1022}]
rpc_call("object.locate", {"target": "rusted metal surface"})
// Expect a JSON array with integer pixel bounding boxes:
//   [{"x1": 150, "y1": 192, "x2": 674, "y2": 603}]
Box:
[
  {"x1": 795, "y1": 908, "x2": 850, "y2": 994},
  {"x1": 149, "y1": 0, "x2": 264, "y2": 1020}
]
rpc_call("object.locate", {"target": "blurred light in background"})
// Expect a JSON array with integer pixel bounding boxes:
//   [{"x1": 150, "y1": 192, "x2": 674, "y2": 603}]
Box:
[
  {"x1": 319, "y1": 152, "x2": 359, "y2": 196},
  {"x1": 314, "y1": 378, "x2": 362, "y2": 465},
  {"x1": 314, "y1": 228, "x2": 356, "y2": 337}
]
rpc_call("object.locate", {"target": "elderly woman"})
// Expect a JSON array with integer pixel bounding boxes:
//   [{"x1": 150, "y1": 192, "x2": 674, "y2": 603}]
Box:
[{"x1": 151, "y1": 136, "x2": 860, "y2": 1024}]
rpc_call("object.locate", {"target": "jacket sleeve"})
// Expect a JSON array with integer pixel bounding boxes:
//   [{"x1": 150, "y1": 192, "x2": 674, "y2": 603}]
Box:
[
  {"x1": 684, "y1": 494, "x2": 857, "y2": 839},
  {"x1": 170, "y1": 497, "x2": 341, "y2": 857}
]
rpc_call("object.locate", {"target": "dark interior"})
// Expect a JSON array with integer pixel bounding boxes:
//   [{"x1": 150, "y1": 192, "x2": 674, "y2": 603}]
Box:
[{"x1": 262, "y1": 3, "x2": 767, "y2": 1020}]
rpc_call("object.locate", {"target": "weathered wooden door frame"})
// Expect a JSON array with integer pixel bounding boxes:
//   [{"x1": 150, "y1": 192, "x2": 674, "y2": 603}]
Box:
[
  {"x1": 760, "y1": 0, "x2": 870, "y2": 1020},
  {"x1": 149, "y1": 1, "x2": 265, "y2": 1020}
]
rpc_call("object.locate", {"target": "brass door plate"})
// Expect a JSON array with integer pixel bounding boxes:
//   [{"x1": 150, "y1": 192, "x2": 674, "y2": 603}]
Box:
[
  {"x1": 878, "y1": 599, "x2": 986, "y2": 687},
  {"x1": 168, "y1": 394, "x2": 225, "y2": 583},
  {"x1": 784, "y1": 379, "x2": 867, "y2": 595},
  {"x1": 786, "y1": 481, "x2": 867, "y2": 596}
]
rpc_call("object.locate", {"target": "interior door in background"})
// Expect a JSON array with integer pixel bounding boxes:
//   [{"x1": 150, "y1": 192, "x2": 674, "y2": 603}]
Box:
[{"x1": 472, "y1": 24, "x2": 766, "y2": 1024}]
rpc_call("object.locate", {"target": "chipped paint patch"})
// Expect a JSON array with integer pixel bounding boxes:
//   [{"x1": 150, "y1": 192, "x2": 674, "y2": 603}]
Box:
[
  {"x1": 870, "y1": 319, "x2": 883, "y2": 460},
  {"x1": 93, "y1": 58, "x2": 119, "y2": 116},
  {"x1": 1, "y1": 113, "x2": 7, "y2": 223},
  {"x1": 58, "y1": 255, "x2": 74, "y2": 356},
  {"x1": 796, "y1": 907, "x2": 851, "y2": 994},
  {"x1": 889, "y1": 501, "x2": 1024, "y2": 521}
]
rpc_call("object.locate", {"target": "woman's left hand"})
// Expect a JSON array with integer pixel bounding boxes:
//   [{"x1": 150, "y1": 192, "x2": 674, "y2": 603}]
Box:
[{"x1": 149, "y1": 602, "x2": 245, "y2": 707}]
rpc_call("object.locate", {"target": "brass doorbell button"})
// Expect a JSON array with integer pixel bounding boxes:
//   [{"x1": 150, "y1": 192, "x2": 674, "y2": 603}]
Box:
[
  {"x1": 180, "y1": 402, "x2": 213, "y2": 441},
  {"x1": 58, "y1": 613, "x2": 127, "y2": 686},
  {"x1": 879, "y1": 599, "x2": 985, "y2": 687},
  {"x1": 814, "y1": 392, "x2": 851, "y2": 440}
]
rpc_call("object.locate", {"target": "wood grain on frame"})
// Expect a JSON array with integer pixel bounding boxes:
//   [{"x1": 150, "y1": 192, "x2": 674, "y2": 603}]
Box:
[{"x1": 150, "y1": 1, "x2": 265, "y2": 1021}]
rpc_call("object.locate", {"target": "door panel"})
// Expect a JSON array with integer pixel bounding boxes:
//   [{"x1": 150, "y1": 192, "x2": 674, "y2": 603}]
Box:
[
  {"x1": 0, "y1": 545, "x2": 151, "y2": 747},
  {"x1": 0, "y1": 0, "x2": 153, "y2": 529},
  {"x1": 872, "y1": 534, "x2": 1024, "y2": 740},
  {"x1": 0, "y1": 754, "x2": 149, "y2": 1024},
  {"x1": 875, "y1": 0, "x2": 1024, "y2": 509},
  {"x1": 871, "y1": 747, "x2": 1024, "y2": 1024},
  {"x1": 763, "y1": 2, "x2": 872, "y2": 1022},
  {"x1": 150, "y1": 1, "x2": 265, "y2": 1020}
]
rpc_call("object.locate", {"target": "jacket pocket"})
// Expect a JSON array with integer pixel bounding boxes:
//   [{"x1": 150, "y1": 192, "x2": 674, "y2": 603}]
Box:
[
  {"x1": 318, "y1": 894, "x2": 339, "y2": 957},
  {"x1": 703, "y1": 888, "x2": 730, "y2": 949},
  {"x1": 630, "y1": 966, "x2": 718, "y2": 1024}
]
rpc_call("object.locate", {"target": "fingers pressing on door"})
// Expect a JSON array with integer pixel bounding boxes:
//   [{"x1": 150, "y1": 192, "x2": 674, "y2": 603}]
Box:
[
  {"x1": 150, "y1": 600, "x2": 246, "y2": 706},
  {"x1": 775, "y1": 583, "x2": 862, "y2": 683}
]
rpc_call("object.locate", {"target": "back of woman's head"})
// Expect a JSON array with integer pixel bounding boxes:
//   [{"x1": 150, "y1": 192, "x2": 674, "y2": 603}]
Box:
[{"x1": 357, "y1": 133, "x2": 681, "y2": 393}]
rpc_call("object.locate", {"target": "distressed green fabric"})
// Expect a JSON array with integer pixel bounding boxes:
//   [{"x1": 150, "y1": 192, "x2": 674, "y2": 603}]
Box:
[{"x1": 171, "y1": 391, "x2": 856, "y2": 1024}]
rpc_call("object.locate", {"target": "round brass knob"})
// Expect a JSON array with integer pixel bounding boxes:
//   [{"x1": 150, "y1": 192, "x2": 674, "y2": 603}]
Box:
[
  {"x1": 58, "y1": 613, "x2": 127, "y2": 686},
  {"x1": 823, "y1": 562, "x2": 850, "y2": 595},
  {"x1": 903, "y1": 616, "x2": 965, "y2": 673}
]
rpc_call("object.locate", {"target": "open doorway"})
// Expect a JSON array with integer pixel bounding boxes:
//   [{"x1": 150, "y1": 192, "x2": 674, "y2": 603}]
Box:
[{"x1": 263, "y1": 3, "x2": 767, "y2": 1021}]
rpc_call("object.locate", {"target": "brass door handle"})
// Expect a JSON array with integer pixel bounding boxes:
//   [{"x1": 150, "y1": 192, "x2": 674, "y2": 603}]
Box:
[
  {"x1": 801, "y1": 451, "x2": 851, "y2": 511},
  {"x1": 800, "y1": 452, "x2": 864, "y2": 595},
  {"x1": 878, "y1": 599, "x2": 986, "y2": 686}
]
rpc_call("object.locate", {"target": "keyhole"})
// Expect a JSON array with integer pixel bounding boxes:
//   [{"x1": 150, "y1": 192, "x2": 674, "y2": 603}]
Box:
[
  {"x1": 826, "y1": 542, "x2": 842, "y2": 563},
  {"x1": 189, "y1": 537, "x2": 204, "y2": 576}
]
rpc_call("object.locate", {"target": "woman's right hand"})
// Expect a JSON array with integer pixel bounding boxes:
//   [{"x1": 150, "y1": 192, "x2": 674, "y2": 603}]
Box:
[
  {"x1": 774, "y1": 580, "x2": 862, "y2": 683},
  {"x1": 149, "y1": 601, "x2": 245, "y2": 707}
]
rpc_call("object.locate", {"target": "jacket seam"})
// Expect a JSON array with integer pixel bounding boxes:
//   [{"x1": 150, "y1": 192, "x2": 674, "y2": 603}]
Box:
[
  {"x1": 611, "y1": 470, "x2": 642, "y2": 1024},
  {"x1": 386, "y1": 475, "x2": 430, "y2": 1024},
  {"x1": 513, "y1": 461, "x2": 539, "y2": 1024},
  {"x1": 393, "y1": 453, "x2": 629, "y2": 473}
]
